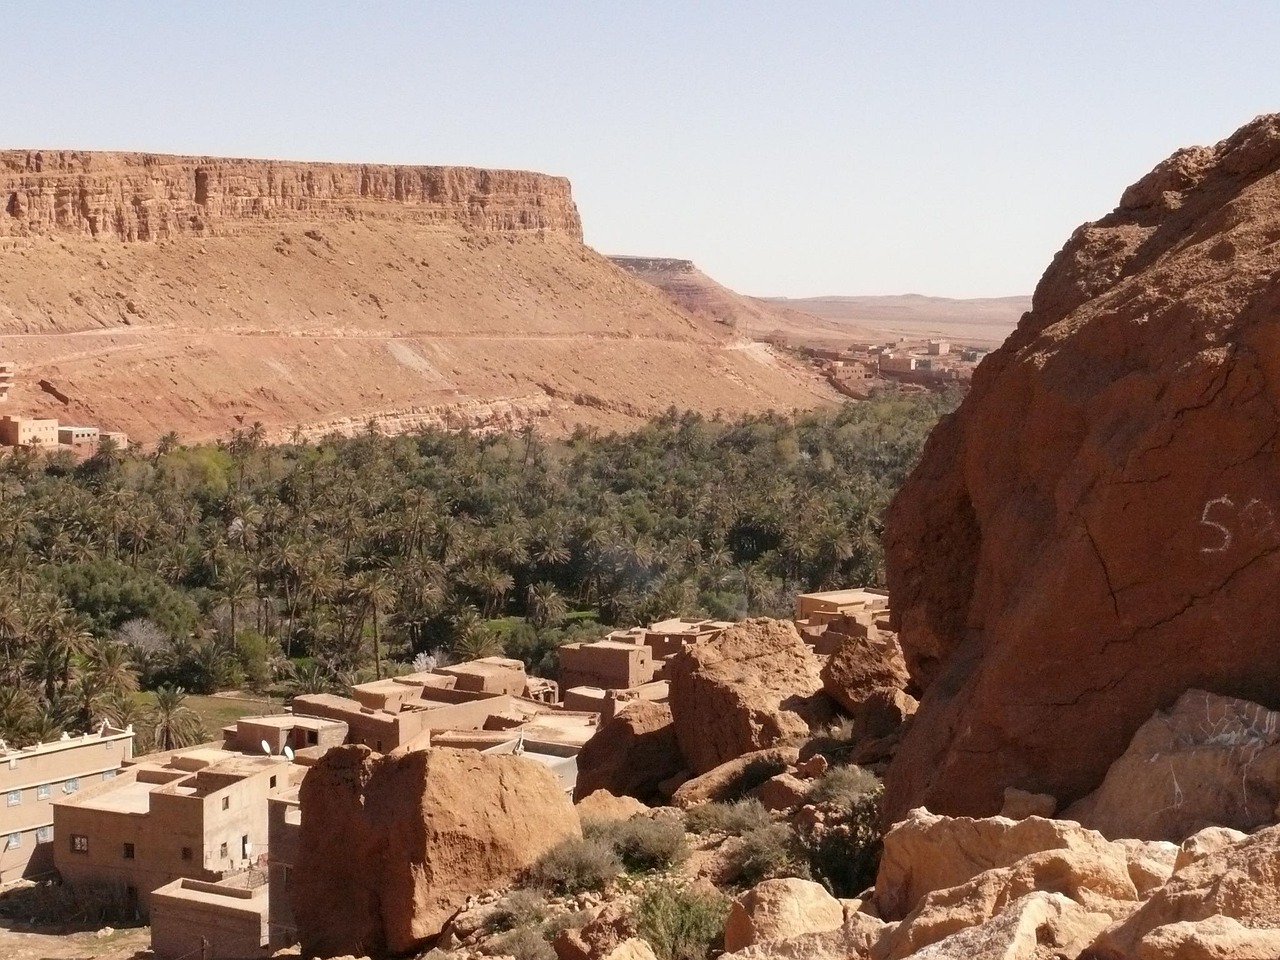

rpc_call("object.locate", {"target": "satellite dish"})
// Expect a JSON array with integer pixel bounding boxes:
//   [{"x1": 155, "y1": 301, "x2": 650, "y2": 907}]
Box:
[
  {"x1": 260, "y1": 740, "x2": 271, "y2": 755},
  {"x1": 282, "y1": 746, "x2": 295, "y2": 761}
]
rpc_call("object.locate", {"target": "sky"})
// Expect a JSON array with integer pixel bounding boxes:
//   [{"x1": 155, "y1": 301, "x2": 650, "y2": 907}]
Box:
[{"x1": 6, "y1": 1, "x2": 1280, "y2": 298}]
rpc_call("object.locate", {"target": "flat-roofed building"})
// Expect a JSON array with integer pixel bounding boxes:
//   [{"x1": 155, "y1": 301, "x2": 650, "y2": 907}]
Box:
[
  {"x1": 266, "y1": 788, "x2": 300, "y2": 951},
  {"x1": 0, "y1": 415, "x2": 58, "y2": 448},
  {"x1": 57, "y1": 425, "x2": 99, "y2": 449},
  {"x1": 288, "y1": 693, "x2": 431, "y2": 754},
  {"x1": 0, "y1": 361, "x2": 13, "y2": 402},
  {"x1": 220, "y1": 714, "x2": 347, "y2": 757},
  {"x1": 101, "y1": 430, "x2": 129, "y2": 448},
  {"x1": 879, "y1": 355, "x2": 918, "y2": 374},
  {"x1": 0, "y1": 725, "x2": 133, "y2": 885},
  {"x1": 559, "y1": 639, "x2": 656, "y2": 692},
  {"x1": 53, "y1": 749, "x2": 297, "y2": 915},
  {"x1": 433, "y1": 656, "x2": 528, "y2": 696},
  {"x1": 150, "y1": 874, "x2": 270, "y2": 960},
  {"x1": 795, "y1": 587, "x2": 889, "y2": 627}
]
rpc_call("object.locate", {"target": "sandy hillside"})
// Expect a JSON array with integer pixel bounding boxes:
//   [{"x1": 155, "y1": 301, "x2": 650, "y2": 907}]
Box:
[
  {"x1": 765, "y1": 294, "x2": 1030, "y2": 348},
  {"x1": 0, "y1": 151, "x2": 837, "y2": 443}
]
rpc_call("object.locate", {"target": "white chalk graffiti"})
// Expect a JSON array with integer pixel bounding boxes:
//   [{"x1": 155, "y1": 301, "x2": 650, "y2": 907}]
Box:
[{"x1": 1199, "y1": 496, "x2": 1278, "y2": 553}]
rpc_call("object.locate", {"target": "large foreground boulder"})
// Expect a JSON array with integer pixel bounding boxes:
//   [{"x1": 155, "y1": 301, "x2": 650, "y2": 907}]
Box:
[
  {"x1": 294, "y1": 745, "x2": 580, "y2": 958},
  {"x1": 882, "y1": 113, "x2": 1280, "y2": 821},
  {"x1": 723, "y1": 878, "x2": 845, "y2": 953},
  {"x1": 1088, "y1": 823, "x2": 1280, "y2": 959},
  {"x1": 668, "y1": 618, "x2": 829, "y2": 775},
  {"x1": 1066, "y1": 689, "x2": 1280, "y2": 841},
  {"x1": 820, "y1": 631, "x2": 917, "y2": 740},
  {"x1": 573, "y1": 700, "x2": 683, "y2": 803}
]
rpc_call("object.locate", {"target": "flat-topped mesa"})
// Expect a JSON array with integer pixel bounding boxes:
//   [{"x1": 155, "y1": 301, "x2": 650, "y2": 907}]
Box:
[{"x1": 0, "y1": 150, "x2": 583, "y2": 242}]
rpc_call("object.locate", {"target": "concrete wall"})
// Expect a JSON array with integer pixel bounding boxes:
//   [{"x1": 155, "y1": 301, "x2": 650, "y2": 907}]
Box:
[
  {"x1": 559, "y1": 643, "x2": 654, "y2": 691},
  {"x1": 266, "y1": 796, "x2": 300, "y2": 950},
  {"x1": 150, "y1": 879, "x2": 269, "y2": 960}
]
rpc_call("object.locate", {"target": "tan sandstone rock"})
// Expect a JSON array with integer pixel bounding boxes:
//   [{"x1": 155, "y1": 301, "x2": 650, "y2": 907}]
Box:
[
  {"x1": 670, "y1": 747, "x2": 800, "y2": 808},
  {"x1": 723, "y1": 878, "x2": 846, "y2": 953},
  {"x1": 1066, "y1": 690, "x2": 1280, "y2": 841},
  {"x1": 1000, "y1": 787, "x2": 1057, "y2": 820},
  {"x1": 1172, "y1": 825, "x2": 1248, "y2": 873},
  {"x1": 874, "y1": 808, "x2": 1126, "y2": 920},
  {"x1": 294, "y1": 745, "x2": 579, "y2": 958},
  {"x1": 1088, "y1": 824, "x2": 1280, "y2": 959},
  {"x1": 667, "y1": 618, "x2": 829, "y2": 775},
  {"x1": 554, "y1": 899, "x2": 634, "y2": 960},
  {"x1": 600, "y1": 939, "x2": 659, "y2": 960},
  {"x1": 755, "y1": 773, "x2": 810, "y2": 812},
  {"x1": 895, "y1": 891, "x2": 1112, "y2": 960},
  {"x1": 1132, "y1": 915, "x2": 1280, "y2": 960},
  {"x1": 881, "y1": 113, "x2": 1280, "y2": 822},
  {"x1": 573, "y1": 701, "x2": 683, "y2": 803},
  {"x1": 576, "y1": 789, "x2": 651, "y2": 823}
]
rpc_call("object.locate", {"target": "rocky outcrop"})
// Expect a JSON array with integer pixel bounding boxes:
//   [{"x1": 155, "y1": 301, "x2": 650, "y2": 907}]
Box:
[
  {"x1": 671, "y1": 747, "x2": 799, "y2": 808},
  {"x1": 1066, "y1": 690, "x2": 1280, "y2": 841},
  {"x1": 0, "y1": 150, "x2": 582, "y2": 241},
  {"x1": 882, "y1": 113, "x2": 1280, "y2": 821},
  {"x1": 575, "y1": 789, "x2": 651, "y2": 823},
  {"x1": 1088, "y1": 824, "x2": 1280, "y2": 958},
  {"x1": 293, "y1": 744, "x2": 579, "y2": 958},
  {"x1": 896, "y1": 891, "x2": 1113, "y2": 960},
  {"x1": 668, "y1": 619, "x2": 828, "y2": 775},
  {"x1": 723, "y1": 878, "x2": 846, "y2": 953},
  {"x1": 573, "y1": 701, "x2": 683, "y2": 803},
  {"x1": 820, "y1": 631, "x2": 917, "y2": 740}
]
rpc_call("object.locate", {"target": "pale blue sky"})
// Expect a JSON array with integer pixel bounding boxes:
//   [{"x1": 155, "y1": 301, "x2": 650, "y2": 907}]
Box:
[{"x1": 7, "y1": 2, "x2": 1278, "y2": 297}]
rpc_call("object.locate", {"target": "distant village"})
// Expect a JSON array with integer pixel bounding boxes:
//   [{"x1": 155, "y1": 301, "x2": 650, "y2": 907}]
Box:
[
  {"x1": 0, "y1": 586, "x2": 887, "y2": 960},
  {"x1": 0, "y1": 360, "x2": 128, "y2": 455},
  {"x1": 789, "y1": 338, "x2": 990, "y2": 397}
]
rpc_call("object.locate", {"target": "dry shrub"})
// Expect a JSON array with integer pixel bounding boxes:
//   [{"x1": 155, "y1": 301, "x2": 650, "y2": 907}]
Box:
[
  {"x1": 806, "y1": 764, "x2": 880, "y2": 809},
  {"x1": 633, "y1": 881, "x2": 729, "y2": 960},
  {"x1": 583, "y1": 815, "x2": 687, "y2": 872},
  {"x1": 684, "y1": 798, "x2": 772, "y2": 836},
  {"x1": 528, "y1": 837, "x2": 622, "y2": 894}
]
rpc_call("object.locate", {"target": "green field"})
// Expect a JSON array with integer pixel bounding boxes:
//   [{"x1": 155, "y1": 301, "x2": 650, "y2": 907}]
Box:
[{"x1": 136, "y1": 691, "x2": 285, "y2": 737}]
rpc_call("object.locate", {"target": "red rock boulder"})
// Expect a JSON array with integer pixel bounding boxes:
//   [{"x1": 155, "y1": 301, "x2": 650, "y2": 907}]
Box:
[
  {"x1": 883, "y1": 114, "x2": 1280, "y2": 822},
  {"x1": 668, "y1": 618, "x2": 829, "y2": 775},
  {"x1": 294, "y1": 744, "x2": 580, "y2": 958},
  {"x1": 573, "y1": 700, "x2": 683, "y2": 803}
]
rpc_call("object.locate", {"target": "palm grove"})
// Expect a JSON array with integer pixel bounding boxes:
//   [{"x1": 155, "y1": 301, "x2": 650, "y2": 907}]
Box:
[{"x1": 0, "y1": 394, "x2": 953, "y2": 750}]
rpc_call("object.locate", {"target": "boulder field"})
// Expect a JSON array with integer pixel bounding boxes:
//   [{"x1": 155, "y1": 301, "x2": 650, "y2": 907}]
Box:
[{"x1": 883, "y1": 112, "x2": 1280, "y2": 822}]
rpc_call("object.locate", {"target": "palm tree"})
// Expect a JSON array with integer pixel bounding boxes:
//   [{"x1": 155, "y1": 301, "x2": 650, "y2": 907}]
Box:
[
  {"x1": 352, "y1": 569, "x2": 396, "y2": 679},
  {"x1": 147, "y1": 685, "x2": 206, "y2": 751},
  {"x1": 525, "y1": 581, "x2": 567, "y2": 630},
  {"x1": 288, "y1": 661, "x2": 332, "y2": 695},
  {"x1": 218, "y1": 562, "x2": 255, "y2": 651},
  {"x1": 155, "y1": 431, "x2": 181, "y2": 456}
]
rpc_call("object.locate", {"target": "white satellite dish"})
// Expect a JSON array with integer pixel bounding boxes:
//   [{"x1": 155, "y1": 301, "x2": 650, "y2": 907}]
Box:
[
  {"x1": 282, "y1": 745, "x2": 295, "y2": 761},
  {"x1": 260, "y1": 739, "x2": 271, "y2": 755}
]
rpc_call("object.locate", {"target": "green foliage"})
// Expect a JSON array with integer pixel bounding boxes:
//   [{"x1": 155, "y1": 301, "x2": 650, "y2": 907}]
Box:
[
  {"x1": 632, "y1": 882, "x2": 729, "y2": 960},
  {"x1": 489, "y1": 924, "x2": 557, "y2": 960},
  {"x1": 583, "y1": 816, "x2": 687, "y2": 873},
  {"x1": 734, "y1": 823, "x2": 810, "y2": 887},
  {"x1": 528, "y1": 837, "x2": 622, "y2": 894},
  {"x1": 0, "y1": 396, "x2": 951, "y2": 744},
  {"x1": 684, "y1": 799, "x2": 772, "y2": 836},
  {"x1": 805, "y1": 764, "x2": 880, "y2": 809},
  {"x1": 485, "y1": 889, "x2": 550, "y2": 934},
  {"x1": 800, "y1": 787, "x2": 884, "y2": 897}
]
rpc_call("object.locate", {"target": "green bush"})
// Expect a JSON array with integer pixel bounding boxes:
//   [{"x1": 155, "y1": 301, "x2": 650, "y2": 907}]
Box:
[
  {"x1": 528, "y1": 837, "x2": 622, "y2": 894},
  {"x1": 684, "y1": 799, "x2": 772, "y2": 836},
  {"x1": 734, "y1": 823, "x2": 810, "y2": 887},
  {"x1": 801, "y1": 788, "x2": 884, "y2": 897},
  {"x1": 633, "y1": 882, "x2": 729, "y2": 960},
  {"x1": 806, "y1": 765, "x2": 880, "y2": 810},
  {"x1": 583, "y1": 816, "x2": 687, "y2": 873},
  {"x1": 485, "y1": 889, "x2": 550, "y2": 935},
  {"x1": 489, "y1": 923, "x2": 557, "y2": 960}
]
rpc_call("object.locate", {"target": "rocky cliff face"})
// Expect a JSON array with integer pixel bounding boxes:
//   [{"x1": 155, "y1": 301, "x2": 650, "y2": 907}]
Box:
[
  {"x1": 882, "y1": 113, "x2": 1280, "y2": 821},
  {"x1": 0, "y1": 150, "x2": 582, "y2": 241}
]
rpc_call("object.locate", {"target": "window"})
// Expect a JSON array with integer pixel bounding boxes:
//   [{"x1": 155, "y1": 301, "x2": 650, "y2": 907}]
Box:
[
  {"x1": 102, "y1": 770, "x2": 116, "y2": 781},
  {"x1": 6, "y1": 790, "x2": 20, "y2": 807},
  {"x1": 6, "y1": 832, "x2": 19, "y2": 849},
  {"x1": 282, "y1": 865, "x2": 292, "y2": 891},
  {"x1": 221, "y1": 796, "x2": 230, "y2": 811},
  {"x1": 71, "y1": 834, "x2": 89, "y2": 854},
  {"x1": 36, "y1": 826, "x2": 52, "y2": 843},
  {"x1": 123, "y1": 842, "x2": 135, "y2": 860},
  {"x1": 306, "y1": 730, "x2": 318, "y2": 746},
  {"x1": 269, "y1": 776, "x2": 277, "y2": 789},
  {"x1": 219, "y1": 842, "x2": 228, "y2": 858},
  {"x1": 181, "y1": 847, "x2": 192, "y2": 861},
  {"x1": 65, "y1": 778, "x2": 79, "y2": 793},
  {"x1": 36, "y1": 784, "x2": 50, "y2": 800}
]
